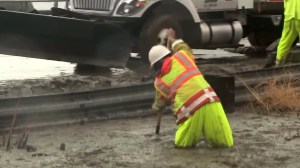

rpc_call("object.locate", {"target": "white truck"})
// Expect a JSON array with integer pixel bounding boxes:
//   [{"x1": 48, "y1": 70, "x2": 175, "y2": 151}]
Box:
[
  {"x1": 66, "y1": 0, "x2": 284, "y2": 60},
  {"x1": 0, "y1": 0, "x2": 284, "y2": 67}
]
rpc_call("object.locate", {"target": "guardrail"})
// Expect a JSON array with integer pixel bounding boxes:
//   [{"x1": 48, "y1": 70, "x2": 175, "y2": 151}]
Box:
[
  {"x1": 0, "y1": 64, "x2": 300, "y2": 131},
  {"x1": 0, "y1": 75, "x2": 234, "y2": 131},
  {"x1": 234, "y1": 64, "x2": 300, "y2": 105}
]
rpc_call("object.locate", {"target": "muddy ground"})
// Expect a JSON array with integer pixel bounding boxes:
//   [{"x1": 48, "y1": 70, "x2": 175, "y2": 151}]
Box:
[
  {"x1": 1, "y1": 55, "x2": 299, "y2": 168},
  {"x1": 1, "y1": 106, "x2": 300, "y2": 168},
  {"x1": 0, "y1": 2, "x2": 299, "y2": 167},
  {"x1": 0, "y1": 42, "x2": 299, "y2": 167}
]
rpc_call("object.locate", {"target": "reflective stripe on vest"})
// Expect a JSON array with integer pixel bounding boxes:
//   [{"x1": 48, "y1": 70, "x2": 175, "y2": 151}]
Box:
[
  {"x1": 173, "y1": 52, "x2": 194, "y2": 69},
  {"x1": 155, "y1": 78, "x2": 170, "y2": 96},
  {"x1": 176, "y1": 88, "x2": 220, "y2": 125},
  {"x1": 170, "y1": 68, "x2": 202, "y2": 99}
]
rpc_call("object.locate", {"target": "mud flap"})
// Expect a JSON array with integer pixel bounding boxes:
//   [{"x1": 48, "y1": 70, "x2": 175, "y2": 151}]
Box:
[{"x1": 0, "y1": 10, "x2": 131, "y2": 67}]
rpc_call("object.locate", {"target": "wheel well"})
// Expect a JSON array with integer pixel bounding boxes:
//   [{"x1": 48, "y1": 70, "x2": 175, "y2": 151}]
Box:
[
  {"x1": 139, "y1": 1, "x2": 200, "y2": 48},
  {"x1": 141, "y1": 1, "x2": 195, "y2": 23}
]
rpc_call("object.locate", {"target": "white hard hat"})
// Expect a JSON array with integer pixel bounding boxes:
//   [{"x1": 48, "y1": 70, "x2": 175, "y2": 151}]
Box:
[{"x1": 148, "y1": 45, "x2": 171, "y2": 68}]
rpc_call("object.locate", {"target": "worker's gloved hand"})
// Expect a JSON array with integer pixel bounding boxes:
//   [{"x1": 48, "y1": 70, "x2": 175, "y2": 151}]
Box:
[
  {"x1": 167, "y1": 28, "x2": 176, "y2": 49},
  {"x1": 152, "y1": 103, "x2": 164, "y2": 113},
  {"x1": 167, "y1": 28, "x2": 176, "y2": 40}
]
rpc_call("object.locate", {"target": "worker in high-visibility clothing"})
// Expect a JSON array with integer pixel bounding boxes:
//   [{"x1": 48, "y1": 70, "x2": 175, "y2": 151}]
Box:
[
  {"x1": 276, "y1": 0, "x2": 300, "y2": 66},
  {"x1": 149, "y1": 29, "x2": 233, "y2": 148}
]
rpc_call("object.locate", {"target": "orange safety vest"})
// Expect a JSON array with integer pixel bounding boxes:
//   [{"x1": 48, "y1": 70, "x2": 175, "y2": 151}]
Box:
[{"x1": 154, "y1": 51, "x2": 220, "y2": 125}]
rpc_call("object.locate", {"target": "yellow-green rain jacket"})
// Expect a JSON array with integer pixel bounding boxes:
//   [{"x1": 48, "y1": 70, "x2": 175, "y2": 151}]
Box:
[{"x1": 284, "y1": 0, "x2": 300, "y2": 21}]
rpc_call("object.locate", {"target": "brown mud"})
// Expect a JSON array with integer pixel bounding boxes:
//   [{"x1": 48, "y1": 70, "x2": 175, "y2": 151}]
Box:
[{"x1": 1, "y1": 106, "x2": 300, "y2": 168}]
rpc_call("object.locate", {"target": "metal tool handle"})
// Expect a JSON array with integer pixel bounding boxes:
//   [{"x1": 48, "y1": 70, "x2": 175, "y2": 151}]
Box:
[{"x1": 155, "y1": 110, "x2": 162, "y2": 134}]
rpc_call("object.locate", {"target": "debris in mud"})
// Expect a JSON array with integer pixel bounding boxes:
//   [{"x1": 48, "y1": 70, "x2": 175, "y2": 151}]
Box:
[
  {"x1": 6, "y1": 100, "x2": 19, "y2": 151},
  {"x1": 16, "y1": 129, "x2": 30, "y2": 149},
  {"x1": 15, "y1": 157, "x2": 25, "y2": 161},
  {"x1": 140, "y1": 75, "x2": 153, "y2": 82},
  {"x1": 0, "y1": 90, "x2": 8, "y2": 95},
  {"x1": 26, "y1": 145, "x2": 37, "y2": 152},
  {"x1": 32, "y1": 153, "x2": 48, "y2": 157},
  {"x1": 84, "y1": 149, "x2": 105, "y2": 156},
  {"x1": 2, "y1": 136, "x2": 5, "y2": 147},
  {"x1": 17, "y1": 134, "x2": 29, "y2": 149},
  {"x1": 221, "y1": 160, "x2": 238, "y2": 168},
  {"x1": 59, "y1": 143, "x2": 65, "y2": 151},
  {"x1": 79, "y1": 119, "x2": 85, "y2": 125},
  {"x1": 284, "y1": 129, "x2": 300, "y2": 141},
  {"x1": 74, "y1": 64, "x2": 111, "y2": 76},
  {"x1": 274, "y1": 155, "x2": 293, "y2": 162},
  {"x1": 226, "y1": 46, "x2": 266, "y2": 57}
]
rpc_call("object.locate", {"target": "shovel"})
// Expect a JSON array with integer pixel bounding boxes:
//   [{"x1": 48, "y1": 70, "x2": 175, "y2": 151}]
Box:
[{"x1": 155, "y1": 110, "x2": 162, "y2": 135}]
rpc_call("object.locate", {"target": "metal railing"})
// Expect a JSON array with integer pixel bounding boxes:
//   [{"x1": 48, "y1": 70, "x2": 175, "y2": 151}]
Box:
[{"x1": 1, "y1": 64, "x2": 300, "y2": 131}]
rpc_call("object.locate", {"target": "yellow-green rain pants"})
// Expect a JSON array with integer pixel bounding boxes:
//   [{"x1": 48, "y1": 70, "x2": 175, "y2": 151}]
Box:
[
  {"x1": 175, "y1": 102, "x2": 233, "y2": 148},
  {"x1": 276, "y1": 19, "x2": 300, "y2": 65}
]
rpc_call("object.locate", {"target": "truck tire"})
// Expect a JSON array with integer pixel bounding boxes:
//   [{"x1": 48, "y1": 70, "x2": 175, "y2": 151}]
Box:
[
  {"x1": 247, "y1": 31, "x2": 280, "y2": 48},
  {"x1": 139, "y1": 15, "x2": 183, "y2": 62},
  {"x1": 248, "y1": 31, "x2": 298, "y2": 52}
]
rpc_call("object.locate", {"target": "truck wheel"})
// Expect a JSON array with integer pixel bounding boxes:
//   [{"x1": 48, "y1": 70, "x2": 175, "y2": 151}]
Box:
[
  {"x1": 139, "y1": 15, "x2": 183, "y2": 62},
  {"x1": 247, "y1": 31, "x2": 280, "y2": 48}
]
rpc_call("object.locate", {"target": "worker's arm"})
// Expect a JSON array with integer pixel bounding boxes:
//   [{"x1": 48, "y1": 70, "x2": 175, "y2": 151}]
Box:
[
  {"x1": 152, "y1": 90, "x2": 168, "y2": 112},
  {"x1": 166, "y1": 29, "x2": 195, "y2": 59},
  {"x1": 171, "y1": 39, "x2": 194, "y2": 59}
]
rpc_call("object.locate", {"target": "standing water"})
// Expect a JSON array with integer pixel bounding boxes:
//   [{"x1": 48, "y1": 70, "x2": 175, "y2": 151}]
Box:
[{"x1": 0, "y1": 54, "x2": 75, "y2": 81}]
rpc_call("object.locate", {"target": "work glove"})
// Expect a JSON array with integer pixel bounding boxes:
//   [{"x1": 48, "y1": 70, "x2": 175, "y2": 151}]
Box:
[
  {"x1": 152, "y1": 103, "x2": 165, "y2": 113},
  {"x1": 167, "y1": 28, "x2": 176, "y2": 50}
]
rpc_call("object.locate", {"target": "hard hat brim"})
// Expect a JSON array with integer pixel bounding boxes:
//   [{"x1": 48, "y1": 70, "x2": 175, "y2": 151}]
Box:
[{"x1": 149, "y1": 52, "x2": 171, "y2": 69}]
